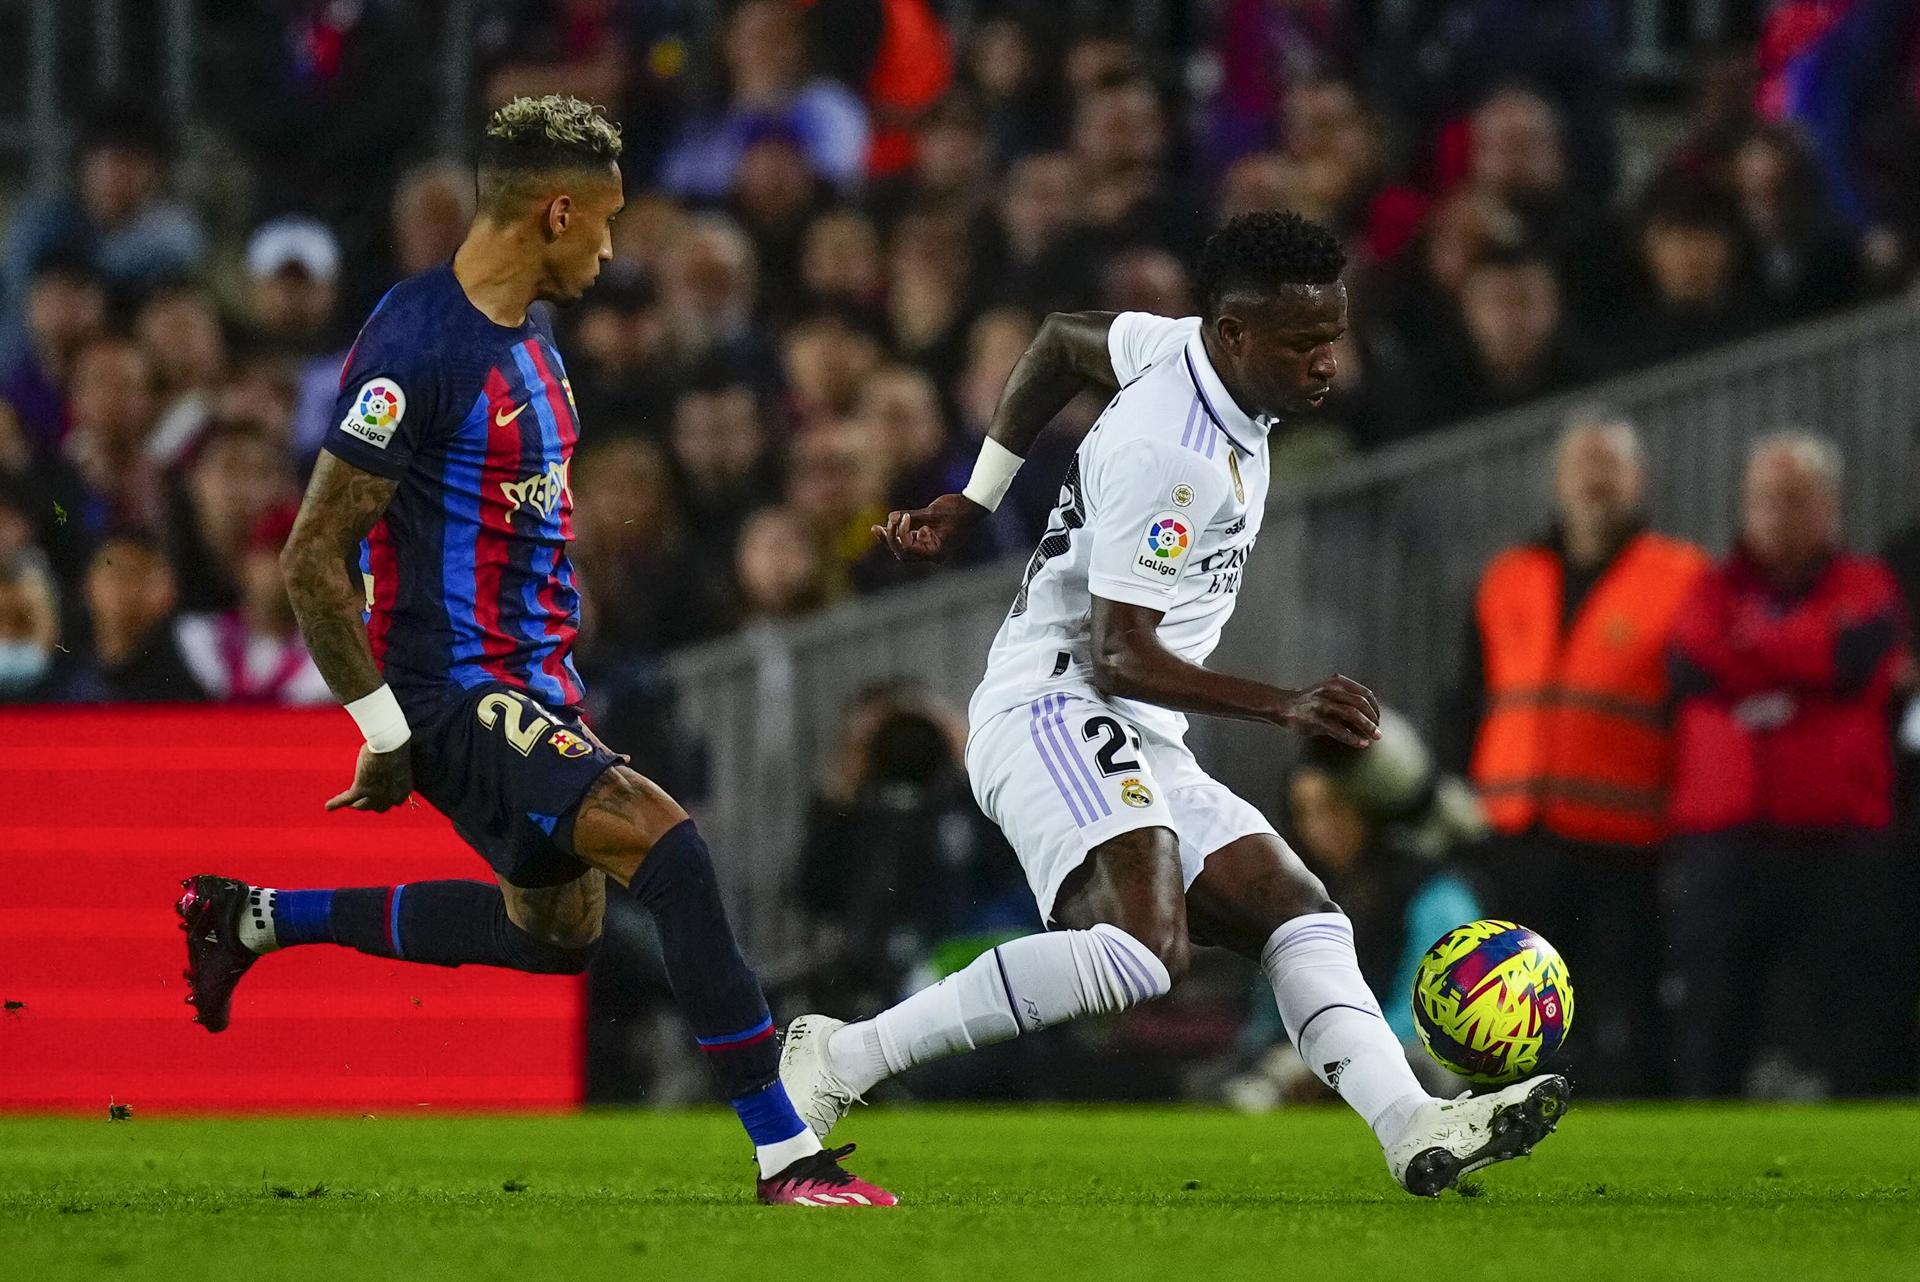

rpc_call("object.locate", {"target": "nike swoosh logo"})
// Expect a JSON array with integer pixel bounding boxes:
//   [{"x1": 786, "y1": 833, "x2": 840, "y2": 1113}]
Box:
[{"x1": 494, "y1": 403, "x2": 528, "y2": 428}]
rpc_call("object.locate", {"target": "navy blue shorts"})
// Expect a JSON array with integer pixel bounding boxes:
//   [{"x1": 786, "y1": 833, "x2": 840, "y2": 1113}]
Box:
[{"x1": 402, "y1": 681, "x2": 623, "y2": 888}]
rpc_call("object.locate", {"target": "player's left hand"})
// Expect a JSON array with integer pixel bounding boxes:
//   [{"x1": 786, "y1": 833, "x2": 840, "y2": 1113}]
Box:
[
  {"x1": 1275, "y1": 674, "x2": 1381, "y2": 748},
  {"x1": 873, "y1": 493, "x2": 987, "y2": 562},
  {"x1": 325, "y1": 743, "x2": 415, "y2": 812}
]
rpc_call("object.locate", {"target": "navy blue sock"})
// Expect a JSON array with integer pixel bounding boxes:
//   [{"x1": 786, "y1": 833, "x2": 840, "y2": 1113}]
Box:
[
  {"x1": 270, "y1": 881, "x2": 595, "y2": 973},
  {"x1": 625, "y1": 820, "x2": 804, "y2": 1140}
]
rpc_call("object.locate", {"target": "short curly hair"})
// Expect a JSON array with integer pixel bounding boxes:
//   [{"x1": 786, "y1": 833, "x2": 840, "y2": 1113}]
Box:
[
  {"x1": 478, "y1": 95, "x2": 623, "y2": 216},
  {"x1": 1195, "y1": 210, "x2": 1347, "y2": 317}
]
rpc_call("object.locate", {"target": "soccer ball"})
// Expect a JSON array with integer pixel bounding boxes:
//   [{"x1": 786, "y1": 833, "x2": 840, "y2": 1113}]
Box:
[{"x1": 1411, "y1": 919, "x2": 1573, "y2": 1084}]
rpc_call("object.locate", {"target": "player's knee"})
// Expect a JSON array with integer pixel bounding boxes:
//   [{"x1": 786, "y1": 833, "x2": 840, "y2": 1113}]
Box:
[{"x1": 1104, "y1": 910, "x2": 1190, "y2": 984}]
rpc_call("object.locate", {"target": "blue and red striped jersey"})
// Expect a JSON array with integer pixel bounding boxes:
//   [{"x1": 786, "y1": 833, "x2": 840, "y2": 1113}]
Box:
[{"x1": 323, "y1": 265, "x2": 585, "y2": 710}]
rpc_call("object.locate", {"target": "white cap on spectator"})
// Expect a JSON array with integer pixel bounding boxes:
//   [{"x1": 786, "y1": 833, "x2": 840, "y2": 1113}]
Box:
[{"x1": 247, "y1": 217, "x2": 341, "y2": 282}]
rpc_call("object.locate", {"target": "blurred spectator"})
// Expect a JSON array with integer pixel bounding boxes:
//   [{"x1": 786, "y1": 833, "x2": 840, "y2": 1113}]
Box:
[
  {"x1": 736, "y1": 505, "x2": 830, "y2": 621},
  {"x1": 174, "y1": 505, "x2": 328, "y2": 705},
  {"x1": 168, "y1": 424, "x2": 300, "y2": 614},
  {"x1": 658, "y1": 215, "x2": 769, "y2": 377},
  {"x1": 1280, "y1": 77, "x2": 1428, "y2": 266},
  {"x1": 567, "y1": 263, "x2": 676, "y2": 433},
  {"x1": 980, "y1": 151, "x2": 1095, "y2": 314},
  {"x1": 960, "y1": 13, "x2": 1059, "y2": 164},
  {"x1": 1209, "y1": 0, "x2": 1350, "y2": 167},
  {"x1": 787, "y1": 418, "x2": 891, "y2": 594},
  {"x1": 569, "y1": 437, "x2": 731, "y2": 671},
  {"x1": 247, "y1": 217, "x2": 343, "y2": 352},
  {"x1": 669, "y1": 372, "x2": 782, "y2": 560},
  {"x1": 63, "y1": 336, "x2": 164, "y2": 535},
  {"x1": 389, "y1": 161, "x2": 478, "y2": 280},
  {"x1": 1666, "y1": 432, "x2": 1909, "y2": 1097},
  {"x1": 1727, "y1": 122, "x2": 1860, "y2": 321},
  {"x1": 206, "y1": 0, "x2": 430, "y2": 270},
  {"x1": 782, "y1": 309, "x2": 885, "y2": 428},
  {"x1": 866, "y1": 96, "x2": 989, "y2": 232},
  {"x1": 1610, "y1": 181, "x2": 1766, "y2": 369},
  {"x1": 62, "y1": 533, "x2": 205, "y2": 703},
  {"x1": 1, "y1": 99, "x2": 206, "y2": 364},
  {"x1": 1418, "y1": 245, "x2": 1594, "y2": 426},
  {"x1": 856, "y1": 363, "x2": 967, "y2": 516},
  {"x1": 787, "y1": 680, "x2": 1031, "y2": 1020},
  {"x1": 728, "y1": 129, "x2": 836, "y2": 317},
  {"x1": 0, "y1": 400, "x2": 91, "y2": 585},
  {"x1": 1227, "y1": 708, "x2": 1485, "y2": 1109},
  {"x1": 1451, "y1": 413, "x2": 1710, "y2": 1096},
  {"x1": 1464, "y1": 86, "x2": 1583, "y2": 254},
  {"x1": 885, "y1": 210, "x2": 974, "y2": 373},
  {"x1": 137, "y1": 285, "x2": 230, "y2": 470},
  {"x1": 1098, "y1": 246, "x2": 1195, "y2": 318},
  {"x1": 1410, "y1": 0, "x2": 1619, "y2": 200},
  {"x1": 0, "y1": 549, "x2": 62, "y2": 703},
  {"x1": 799, "y1": 208, "x2": 886, "y2": 313},
  {"x1": 1073, "y1": 78, "x2": 1183, "y2": 253},
  {"x1": 662, "y1": 0, "x2": 870, "y2": 199},
  {"x1": 801, "y1": 0, "x2": 953, "y2": 180},
  {"x1": 1, "y1": 257, "x2": 107, "y2": 448},
  {"x1": 245, "y1": 216, "x2": 350, "y2": 460}
]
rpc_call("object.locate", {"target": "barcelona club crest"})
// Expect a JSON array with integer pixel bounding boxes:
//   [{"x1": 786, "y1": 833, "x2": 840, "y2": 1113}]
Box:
[{"x1": 549, "y1": 728, "x2": 594, "y2": 759}]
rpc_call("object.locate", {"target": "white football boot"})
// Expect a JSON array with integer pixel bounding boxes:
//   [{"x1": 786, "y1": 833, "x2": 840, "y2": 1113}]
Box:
[
  {"x1": 1385, "y1": 1074, "x2": 1571, "y2": 1196},
  {"x1": 779, "y1": 1014, "x2": 866, "y2": 1140}
]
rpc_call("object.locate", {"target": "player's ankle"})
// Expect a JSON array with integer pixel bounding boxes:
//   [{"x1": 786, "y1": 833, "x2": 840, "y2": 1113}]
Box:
[{"x1": 826, "y1": 1020, "x2": 890, "y2": 1096}]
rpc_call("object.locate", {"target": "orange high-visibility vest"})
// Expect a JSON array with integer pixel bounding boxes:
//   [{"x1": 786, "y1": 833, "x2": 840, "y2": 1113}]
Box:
[{"x1": 1469, "y1": 532, "x2": 1710, "y2": 847}]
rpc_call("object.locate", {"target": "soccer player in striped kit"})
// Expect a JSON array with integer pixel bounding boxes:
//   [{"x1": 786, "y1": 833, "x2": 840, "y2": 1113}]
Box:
[
  {"x1": 782, "y1": 211, "x2": 1570, "y2": 1196},
  {"x1": 174, "y1": 96, "x2": 892, "y2": 1207}
]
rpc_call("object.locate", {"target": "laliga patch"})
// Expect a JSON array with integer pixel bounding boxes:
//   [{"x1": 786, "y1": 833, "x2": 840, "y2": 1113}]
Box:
[
  {"x1": 341, "y1": 378, "x2": 406, "y2": 449},
  {"x1": 1119, "y1": 777, "x2": 1154, "y2": 808},
  {"x1": 549, "y1": 727, "x2": 594, "y2": 759},
  {"x1": 1131, "y1": 511, "x2": 1191, "y2": 584}
]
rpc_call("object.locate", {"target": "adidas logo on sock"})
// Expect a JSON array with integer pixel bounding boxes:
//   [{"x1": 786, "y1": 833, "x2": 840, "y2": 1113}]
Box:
[{"x1": 1324, "y1": 1058, "x2": 1350, "y2": 1089}]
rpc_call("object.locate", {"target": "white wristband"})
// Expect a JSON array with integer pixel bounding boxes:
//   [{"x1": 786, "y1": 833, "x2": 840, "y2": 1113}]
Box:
[
  {"x1": 960, "y1": 437, "x2": 1025, "y2": 512},
  {"x1": 345, "y1": 684, "x2": 411, "y2": 753}
]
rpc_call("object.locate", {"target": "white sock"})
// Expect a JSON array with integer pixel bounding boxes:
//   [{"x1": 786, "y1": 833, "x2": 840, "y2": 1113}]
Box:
[
  {"x1": 1262, "y1": 913, "x2": 1430, "y2": 1145},
  {"x1": 755, "y1": 1129, "x2": 822, "y2": 1179},
  {"x1": 237, "y1": 887, "x2": 280, "y2": 954},
  {"x1": 827, "y1": 925, "x2": 1171, "y2": 1095}
]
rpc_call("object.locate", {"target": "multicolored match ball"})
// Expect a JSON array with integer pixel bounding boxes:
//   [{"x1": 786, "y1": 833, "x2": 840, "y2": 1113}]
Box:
[{"x1": 1411, "y1": 919, "x2": 1573, "y2": 1084}]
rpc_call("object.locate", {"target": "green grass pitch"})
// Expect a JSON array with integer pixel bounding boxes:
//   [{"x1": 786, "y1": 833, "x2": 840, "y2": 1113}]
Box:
[{"x1": 4, "y1": 1104, "x2": 1916, "y2": 1281}]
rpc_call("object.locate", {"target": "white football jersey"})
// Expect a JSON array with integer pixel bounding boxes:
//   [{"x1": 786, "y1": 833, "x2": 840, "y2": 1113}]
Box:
[{"x1": 970, "y1": 312, "x2": 1274, "y2": 744}]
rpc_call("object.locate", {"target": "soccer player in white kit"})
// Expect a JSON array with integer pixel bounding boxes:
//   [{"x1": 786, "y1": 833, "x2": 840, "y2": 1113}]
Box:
[{"x1": 781, "y1": 212, "x2": 1569, "y2": 1196}]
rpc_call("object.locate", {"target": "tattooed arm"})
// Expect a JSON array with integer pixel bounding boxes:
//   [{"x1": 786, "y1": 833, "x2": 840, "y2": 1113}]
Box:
[{"x1": 280, "y1": 451, "x2": 413, "y2": 811}]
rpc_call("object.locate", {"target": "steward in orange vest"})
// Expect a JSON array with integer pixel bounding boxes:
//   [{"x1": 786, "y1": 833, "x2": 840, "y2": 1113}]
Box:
[{"x1": 1465, "y1": 527, "x2": 1709, "y2": 847}]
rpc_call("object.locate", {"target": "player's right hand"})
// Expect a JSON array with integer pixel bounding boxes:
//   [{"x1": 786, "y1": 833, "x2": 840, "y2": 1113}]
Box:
[
  {"x1": 324, "y1": 743, "x2": 415, "y2": 812},
  {"x1": 1276, "y1": 674, "x2": 1381, "y2": 749},
  {"x1": 872, "y1": 492, "x2": 988, "y2": 562}
]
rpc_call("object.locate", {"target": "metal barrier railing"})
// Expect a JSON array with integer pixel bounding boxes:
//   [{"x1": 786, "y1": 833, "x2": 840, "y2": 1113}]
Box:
[{"x1": 667, "y1": 295, "x2": 1920, "y2": 954}]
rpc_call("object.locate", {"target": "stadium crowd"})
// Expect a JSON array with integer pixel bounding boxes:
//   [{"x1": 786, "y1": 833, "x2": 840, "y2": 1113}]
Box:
[
  {"x1": 3, "y1": 2, "x2": 1919, "y2": 1100},
  {"x1": 3, "y1": 0, "x2": 1919, "y2": 706}
]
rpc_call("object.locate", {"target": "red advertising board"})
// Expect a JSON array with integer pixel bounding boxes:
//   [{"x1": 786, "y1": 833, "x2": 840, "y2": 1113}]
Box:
[{"x1": 0, "y1": 706, "x2": 582, "y2": 1112}]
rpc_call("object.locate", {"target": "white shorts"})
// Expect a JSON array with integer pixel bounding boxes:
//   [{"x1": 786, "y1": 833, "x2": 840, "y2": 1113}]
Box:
[{"x1": 966, "y1": 692, "x2": 1279, "y2": 922}]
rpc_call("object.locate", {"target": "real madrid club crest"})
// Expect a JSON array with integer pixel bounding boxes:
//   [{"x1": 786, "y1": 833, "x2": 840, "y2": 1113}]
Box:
[
  {"x1": 1120, "y1": 777, "x2": 1153, "y2": 808},
  {"x1": 1227, "y1": 452, "x2": 1245, "y2": 502}
]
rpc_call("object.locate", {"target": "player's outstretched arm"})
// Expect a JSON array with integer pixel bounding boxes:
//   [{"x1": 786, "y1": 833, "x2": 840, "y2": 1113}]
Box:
[
  {"x1": 281, "y1": 451, "x2": 413, "y2": 811},
  {"x1": 874, "y1": 310, "x2": 1120, "y2": 562},
  {"x1": 1090, "y1": 595, "x2": 1382, "y2": 748}
]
